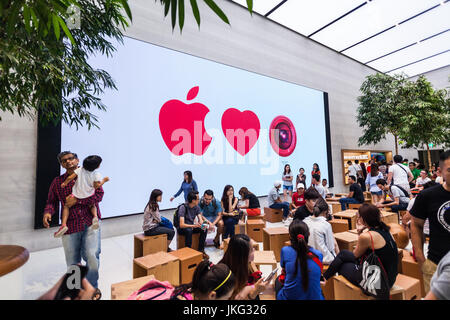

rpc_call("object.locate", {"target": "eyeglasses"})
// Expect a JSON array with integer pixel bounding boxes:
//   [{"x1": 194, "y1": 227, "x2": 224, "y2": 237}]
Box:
[{"x1": 61, "y1": 156, "x2": 75, "y2": 163}]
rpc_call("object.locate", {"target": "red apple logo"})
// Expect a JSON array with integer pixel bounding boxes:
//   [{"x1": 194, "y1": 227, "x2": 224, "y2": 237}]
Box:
[
  {"x1": 159, "y1": 86, "x2": 212, "y2": 156},
  {"x1": 221, "y1": 108, "x2": 260, "y2": 156}
]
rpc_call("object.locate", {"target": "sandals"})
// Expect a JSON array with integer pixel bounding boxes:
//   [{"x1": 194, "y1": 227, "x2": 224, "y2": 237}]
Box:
[{"x1": 92, "y1": 288, "x2": 102, "y2": 300}]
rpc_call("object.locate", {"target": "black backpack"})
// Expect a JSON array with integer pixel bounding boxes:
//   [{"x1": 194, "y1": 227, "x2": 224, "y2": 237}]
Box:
[
  {"x1": 173, "y1": 204, "x2": 187, "y2": 229},
  {"x1": 389, "y1": 185, "x2": 409, "y2": 198}
]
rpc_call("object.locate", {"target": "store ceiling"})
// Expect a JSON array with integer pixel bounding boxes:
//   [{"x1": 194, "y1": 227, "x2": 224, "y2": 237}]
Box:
[{"x1": 231, "y1": 0, "x2": 450, "y2": 77}]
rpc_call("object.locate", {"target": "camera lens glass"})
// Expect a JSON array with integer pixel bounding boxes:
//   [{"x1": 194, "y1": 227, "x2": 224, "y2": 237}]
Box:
[{"x1": 269, "y1": 115, "x2": 297, "y2": 157}]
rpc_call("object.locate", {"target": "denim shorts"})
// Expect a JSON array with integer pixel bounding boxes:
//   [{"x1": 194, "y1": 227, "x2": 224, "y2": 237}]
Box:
[
  {"x1": 371, "y1": 191, "x2": 383, "y2": 196},
  {"x1": 283, "y1": 185, "x2": 293, "y2": 191}
]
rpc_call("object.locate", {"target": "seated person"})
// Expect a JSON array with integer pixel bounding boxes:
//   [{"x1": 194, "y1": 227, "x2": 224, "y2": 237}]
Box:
[
  {"x1": 338, "y1": 175, "x2": 364, "y2": 211},
  {"x1": 238, "y1": 187, "x2": 261, "y2": 218},
  {"x1": 199, "y1": 189, "x2": 223, "y2": 248},
  {"x1": 221, "y1": 185, "x2": 240, "y2": 240},
  {"x1": 219, "y1": 234, "x2": 271, "y2": 300},
  {"x1": 376, "y1": 179, "x2": 410, "y2": 213},
  {"x1": 293, "y1": 188, "x2": 320, "y2": 221},
  {"x1": 411, "y1": 169, "x2": 432, "y2": 192},
  {"x1": 275, "y1": 219, "x2": 324, "y2": 300},
  {"x1": 290, "y1": 183, "x2": 306, "y2": 213},
  {"x1": 176, "y1": 190, "x2": 208, "y2": 259},
  {"x1": 322, "y1": 179, "x2": 331, "y2": 198},
  {"x1": 323, "y1": 204, "x2": 398, "y2": 294},
  {"x1": 303, "y1": 200, "x2": 339, "y2": 264},
  {"x1": 268, "y1": 181, "x2": 290, "y2": 221}
]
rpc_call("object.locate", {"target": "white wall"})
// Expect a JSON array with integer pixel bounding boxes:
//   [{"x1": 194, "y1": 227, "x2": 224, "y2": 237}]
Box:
[
  {"x1": 409, "y1": 65, "x2": 450, "y2": 90},
  {"x1": 0, "y1": 0, "x2": 420, "y2": 252}
]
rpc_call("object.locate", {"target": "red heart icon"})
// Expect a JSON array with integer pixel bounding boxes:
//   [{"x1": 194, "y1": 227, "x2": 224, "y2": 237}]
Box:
[{"x1": 221, "y1": 108, "x2": 260, "y2": 156}]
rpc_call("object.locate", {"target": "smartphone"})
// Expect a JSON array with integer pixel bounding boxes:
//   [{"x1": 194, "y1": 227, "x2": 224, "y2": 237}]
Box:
[
  {"x1": 264, "y1": 267, "x2": 279, "y2": 282},
  {"x1": 54, "y1": 265, "x2": 89, "y2": 300}
]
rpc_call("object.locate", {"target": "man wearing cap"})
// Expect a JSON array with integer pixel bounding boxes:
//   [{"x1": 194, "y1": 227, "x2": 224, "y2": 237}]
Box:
[
  {"x1": 290, "y1": 183, "x2": 306, "y2": 213},
  {"x1": 268, "y1": 181, "x2": 291, "y2": 221}
]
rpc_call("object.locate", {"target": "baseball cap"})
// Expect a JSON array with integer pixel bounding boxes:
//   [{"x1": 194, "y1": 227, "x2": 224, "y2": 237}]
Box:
[
  {"x1": 274, "y1": 181, "x2": 282, "y2": 187},
  {"x1": 297, "y1": 183, "x2": 305, "y2": 189}
]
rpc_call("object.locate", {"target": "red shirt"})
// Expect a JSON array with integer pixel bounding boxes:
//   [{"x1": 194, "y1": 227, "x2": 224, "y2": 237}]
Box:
[
  {"x1": 292, "y1": 192, "x2": 306, "y2": 207},
  {"x1": 44, "y1": 171, "x2": 104, "y2": 235}
]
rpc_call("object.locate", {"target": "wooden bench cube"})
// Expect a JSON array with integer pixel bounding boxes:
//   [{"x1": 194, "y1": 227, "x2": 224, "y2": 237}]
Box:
[
  {"x1": 334, "y1": 231, "x2": 359, "y2": 251},
  {"x1": 247, "y1": 219, "x2": 265, "y2": 242},
  {"x1": 263, "y1": 227, "x2": 290, "y2": 262},
  {"x1": 327, "y1": 202, "x2": 342, "y2": 215},
  {"x1": 177, "y1": 232, "x2": 200, "y2": 250},
  {"x1": 134, "y1": 233, "x2": 167, "y2": 258},
  {"x1": 329, "y1": 219, "x2": 349, "y2": 234},
  {"x1": 263, "y1": 207, "x2": 283, "y2": 223},
  {"x1": 382, "y1": 211, "x2": 399, "y2": 225},
  {"x1": 348, "y1": 203, "x2": 362, "y2": 210},
  {"x1": 401, "y1": 249, "x2": 426, "y2": 297},
  {"x1": 169, "y1": 247, "x2": 203, "y2": 285},
  {"x1": 235, "y1": 220, "x2": 246, "y2": 235},
  {"x1": 333, "y1": 210, "x2": 357, "y2": 230},
  {"x1": 253, "y1": 250, "x2": 277, "y2": 271},
  {"x1": 133, "y1": 252, "x2": 180, "y2": 286},
  {"x1": 111, "y1": 275, "x2": 155, "y2": 300},
  {"x1": 221, "y1": 237, "x2": 259, "y2": 253},
  {"x1": 390, "y1": 274, "x2": 421, "y2": 300}
]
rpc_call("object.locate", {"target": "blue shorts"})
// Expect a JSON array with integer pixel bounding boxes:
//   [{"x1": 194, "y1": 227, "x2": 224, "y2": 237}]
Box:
[
  {"x1": 283, "y1": 185, "x2": 293, "y2": 191},
  {"x1": 371, "y1": 191, "x2": 383, "y2": 196}
]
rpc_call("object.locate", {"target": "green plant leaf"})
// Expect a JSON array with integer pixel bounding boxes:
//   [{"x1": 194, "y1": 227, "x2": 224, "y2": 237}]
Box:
[
  {"x1": 164, "y1": 0, "x2": 170, "y2": 17},
  {"x1": 204, "y1": 0, "x2": 229, "y2": 25},
  {"x1": 52, "y1": 14, "x2": 61, "y2": 40},
  {"x1": 246, "y1": 0, "x2": 253, "y2": 15},
  {"x1": 57, "y1": 15, "x2": 75, "y2": 45},
  {"x1": 178, "y1": 0, "x2": 185, "y2": 31},
  {"x1": 171, "y1": 0, "x2": 177, "y2": 30},
  {"x1": 23, "y1": 5, "x2": 31, "y2": 33},
  {"x1": 119, "y1": 0, "x2": 133, "y2": 21},
  {"x1": 190, "y1": 0, "x2": 200, "y2": 26}
]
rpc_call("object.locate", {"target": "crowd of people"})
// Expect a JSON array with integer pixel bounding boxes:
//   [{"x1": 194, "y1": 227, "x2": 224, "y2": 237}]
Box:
[{"x1": 42, "y1": 150, "x2": 450, "y2": 300}]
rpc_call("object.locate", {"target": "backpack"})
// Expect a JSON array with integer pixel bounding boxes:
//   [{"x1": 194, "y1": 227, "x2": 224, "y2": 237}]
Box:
[
  {"x1": 173, "y1": 203, "x2": 187, "y2": 229},
  {"x1": 389, "y1": 185, "x2": 409, "y2": 198},
  {"x1": 358, "y1": 232, "x2": 391, "y2": 300},
  {"x1": 128, "y1": 279, "x2": 175, "y2": 300}
]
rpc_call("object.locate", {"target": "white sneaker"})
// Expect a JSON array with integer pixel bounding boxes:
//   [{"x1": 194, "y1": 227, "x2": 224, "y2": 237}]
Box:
[
  {"x1": 92, "y1": 217, "x2": 99, "y2": 230},
  {"x1": 284, "y1": 217, "x2": 293, "y2": 226}
]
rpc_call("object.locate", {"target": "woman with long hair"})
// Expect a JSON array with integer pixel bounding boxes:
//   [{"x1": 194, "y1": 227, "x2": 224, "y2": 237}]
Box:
[
  {"x1": 323, "y1": 204, "x2": 398, "y2": 290},
  {"x1": 171, "y1": 260, "x2": 236, "y2": 300},
  {"x1": 170, "y1": 170, "x2": 198, "y2": 202},
  {"x1": 296, "y1": 168, "x2": 307, "y2": 189},
  {"x1": 221, "y1": 185, "x2": 239, "y2": 239},
  {"x1": 238, "y1": 187, "x2": 261, "y2": 218},
  {"x1": 311, "y1": 163, "x2": 321, "y2": 184},
  {"x1": 142, "y1": 189, "x2": 175, "y2": 251},
  {"x1": 365, "y1": 163, "x2": 384, "y2": 204},
  {"x1": 282, "y1": 164, "x2": 294, "y2": 201},
  {"x1": 275, "y1": 220, "x2": 324, "y2": 300},
  {"x1": 219, "y1": 234, "x2": 270, "y2": 299}
]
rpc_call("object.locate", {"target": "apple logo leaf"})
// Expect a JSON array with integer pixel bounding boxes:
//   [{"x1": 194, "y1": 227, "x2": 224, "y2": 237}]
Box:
[{"x1": 187, "y1": 86, "x2": 199, "y2": 101}]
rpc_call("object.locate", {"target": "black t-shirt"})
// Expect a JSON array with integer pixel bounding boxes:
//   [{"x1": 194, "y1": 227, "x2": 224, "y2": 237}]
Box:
[
  {"x1": 410, "y1": 184, "x2": 450, "y2": 264},
  {"x1": 350, "y1": 183, "x2": 364, "y2": 203},
  {"x1": 293, "y1": 205, "x2": 313, "y2": 221},
  {"x1": 245, "y1": 193, "x2": 260, "y2": 209}
]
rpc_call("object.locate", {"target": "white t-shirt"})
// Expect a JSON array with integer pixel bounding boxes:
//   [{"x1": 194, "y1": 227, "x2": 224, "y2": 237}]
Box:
[
  {"x1": 72, "y1": 167, "x2": 103, "y2": 199},
  {"x1": 416, "y1": 177, "x2": 431, "y2": 186},
  {"x1": 389, "y1": 164, "x2": 412, "y2": 186},
  {"x1": 283, "y1": 172, "x2": 293, "y2": 186},
  {"x1": 348, "y1": 164, "x2": 357, "y2": 178},
  {"x1": 303, "y1": 216, "x2": 336, "y2": 264}
]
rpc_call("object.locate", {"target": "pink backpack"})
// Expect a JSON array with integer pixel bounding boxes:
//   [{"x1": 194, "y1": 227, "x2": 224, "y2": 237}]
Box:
[{"x1": 127, "y1": 279, "x2": 175, "y2": 300}]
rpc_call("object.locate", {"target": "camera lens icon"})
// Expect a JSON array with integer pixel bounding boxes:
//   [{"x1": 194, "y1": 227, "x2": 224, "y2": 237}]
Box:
[{"x1": 269, "y1": 115, "x2": 297, "y2": 157}]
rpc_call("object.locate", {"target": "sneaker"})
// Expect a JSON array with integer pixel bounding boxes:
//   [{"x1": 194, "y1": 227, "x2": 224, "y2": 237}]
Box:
[
  {"x1": 54, "y1": 226, "x2": 68, "y2": 238},
  {"x1": 284, "y1": 217, "x2": 293, "y2": 227},
  {"x1": 91, "y1": 217, "x2": 99, "y2": 230}
]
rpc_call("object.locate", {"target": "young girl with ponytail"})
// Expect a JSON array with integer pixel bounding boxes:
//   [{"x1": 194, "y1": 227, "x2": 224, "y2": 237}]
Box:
[
  {"x1": 171, "y1": 260, "x2": 236, "y2": 300},
  {"x1": 323, "y1": 204, "x2": 398, "y2": 288},
  {"x1": 275, "y1": 220, "x2": 324, "y2": 300}
]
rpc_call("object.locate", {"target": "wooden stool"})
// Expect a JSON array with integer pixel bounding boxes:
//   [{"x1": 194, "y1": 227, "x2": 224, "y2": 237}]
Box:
[
  {"x1": 334, "y1": 231, "x2": 359, "y2": 251},
  {"x1": 333, "y1": 210, "x2": 357, "y2": 230},
  {"x1": 329, "y1": 219, "x2": 349, "y2": 233},
  {"x1": 134, "y1": 233, "x2": 167, "y2": 258},
  {"x1": 247, "y1": 219, "x2": 265, "y2": 242},
  {"x1": 390, "y1": 274, "x2": 421, "y2": 300},
  {"x1": 247, "y1": 212, "x2": 265, "y2": 220},
  {"x1": 111, "y1": 275, "x2": 155, "y2": 300},
  {"x1": 263, "y1": 227, "x2": 290, "y2": 262},
  {"x1": 348, "y1": 203, "x2": 362, "y2": 209},
  {"x1": 321, "y1": 272, "x2": 334, "y2": 300},
  {"x1": 333, "y1": 276, "x2": 374, "y2": 300},
  {"x1": 381, "y1": 211, "x2": 399, "y2": 224},
  {"x1": 263, "y1": 207, "x2": 283, "y2": 223},
  {"x1": 401, "y1": 249, "x2": 426, "y2": 297},
  {"x1": 235, "y1": 220, "x2": 246, "y2": 235},
  {"x1": 177, "y1": 232, "x2": 200, "y2": 250},
  {"x1": 169, "y1": 247, "x2": 203, "y2": 285},
  {"x1": 253, "y1": 250, "x2": 277, "y2": 271},
  {"x1": 133, "y1": 252, "x2": 180, "y2": 285},
  {"x1": 327, "y1": 202, "x2": 342, "y2": 215},
  {"x1": 387, "y1": 223, "x2": 409, "y2": 249},
  {"x1": 221, "y1": 237, "x2": 259, "y2": 253}
]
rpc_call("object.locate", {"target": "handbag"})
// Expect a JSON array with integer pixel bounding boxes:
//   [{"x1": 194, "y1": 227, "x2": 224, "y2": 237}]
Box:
[{"x1": 159, "y1": 216, "x2": 174, "y2": 230}]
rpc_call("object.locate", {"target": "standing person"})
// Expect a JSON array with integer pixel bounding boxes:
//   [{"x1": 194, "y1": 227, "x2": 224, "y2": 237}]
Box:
[
  {"x1": 282, "y1": 164, "x2": 294, "y2": 202},
  {"x1": 219, "y1": 234, "x2": 271, "y2": 300},
  {"x1": 303, "y1": 201, "x2": 339, "y2": 265},
  {"x1": 379, "y1": 160, "x2": 388, "y2": 180},
  {"x1": 365, "y1": 163, "x2": 384, "y2": 204},
  {"x1": 221, "y1": 185, "x2": 239, "y2": 240},
  {"x1": 293, "y1": 188, "x2": 320, "y2": 221},
  {"x1": 296, "y1": 168, "x2": 307, "y2": 190},
  {"x1": 42, "y1": 151, "x2": 103, "y2": 300},
  {"x1": 354, "y1": 160, "x2": 366, "y2": 191},
  {"x1": 410, "y1": 150, "x2": 450, "y2": 294},
  {"x1": 170, "y1": 171, "x2": 198, "y2": 202},
  {"x1": 387, "y1": 155, "x2": 414, "y2": 195},
  {"x1": 321, "y1": 179, "x2": 330, "y2": 197},
  {"x1": 268, "y1": 181, "x2": 291, "y2": 222},
  {"x1": 238, "y1": 187, "x2": 261, "y2": 218},
  {"x1": 275, "y1": 220, "x2": 324, "y2": 300},
  {"x1": 346, "y1": 161, "x2": 357, "y2": 179},
  {"x1": 176, "y1": 190, "x2": 208, "y2": 259},
  {"x1": 424, "y1": 251, "x2": 450, "y2": 300},
  {"x1": 376, "y1": 179, "x2": 410, "y2": 214},
  {"x1": 311, "y1": 174, "x2": 326, "y2": 199},
  {"x1": 338, "y1": 176, "x2": 364, "y2": 211},
  {"x1": 199, "y1": 190, "x2": 223, "y2": 248},
  {"x1": 290, "y1": 183, "x2": 306, "y2": 213},
  {"x1": 311, "y1": 163, "x2": 321, "y2": 183},
  {"x1": 142, "y1": 189, "x2": 175, "y2": 251}
]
